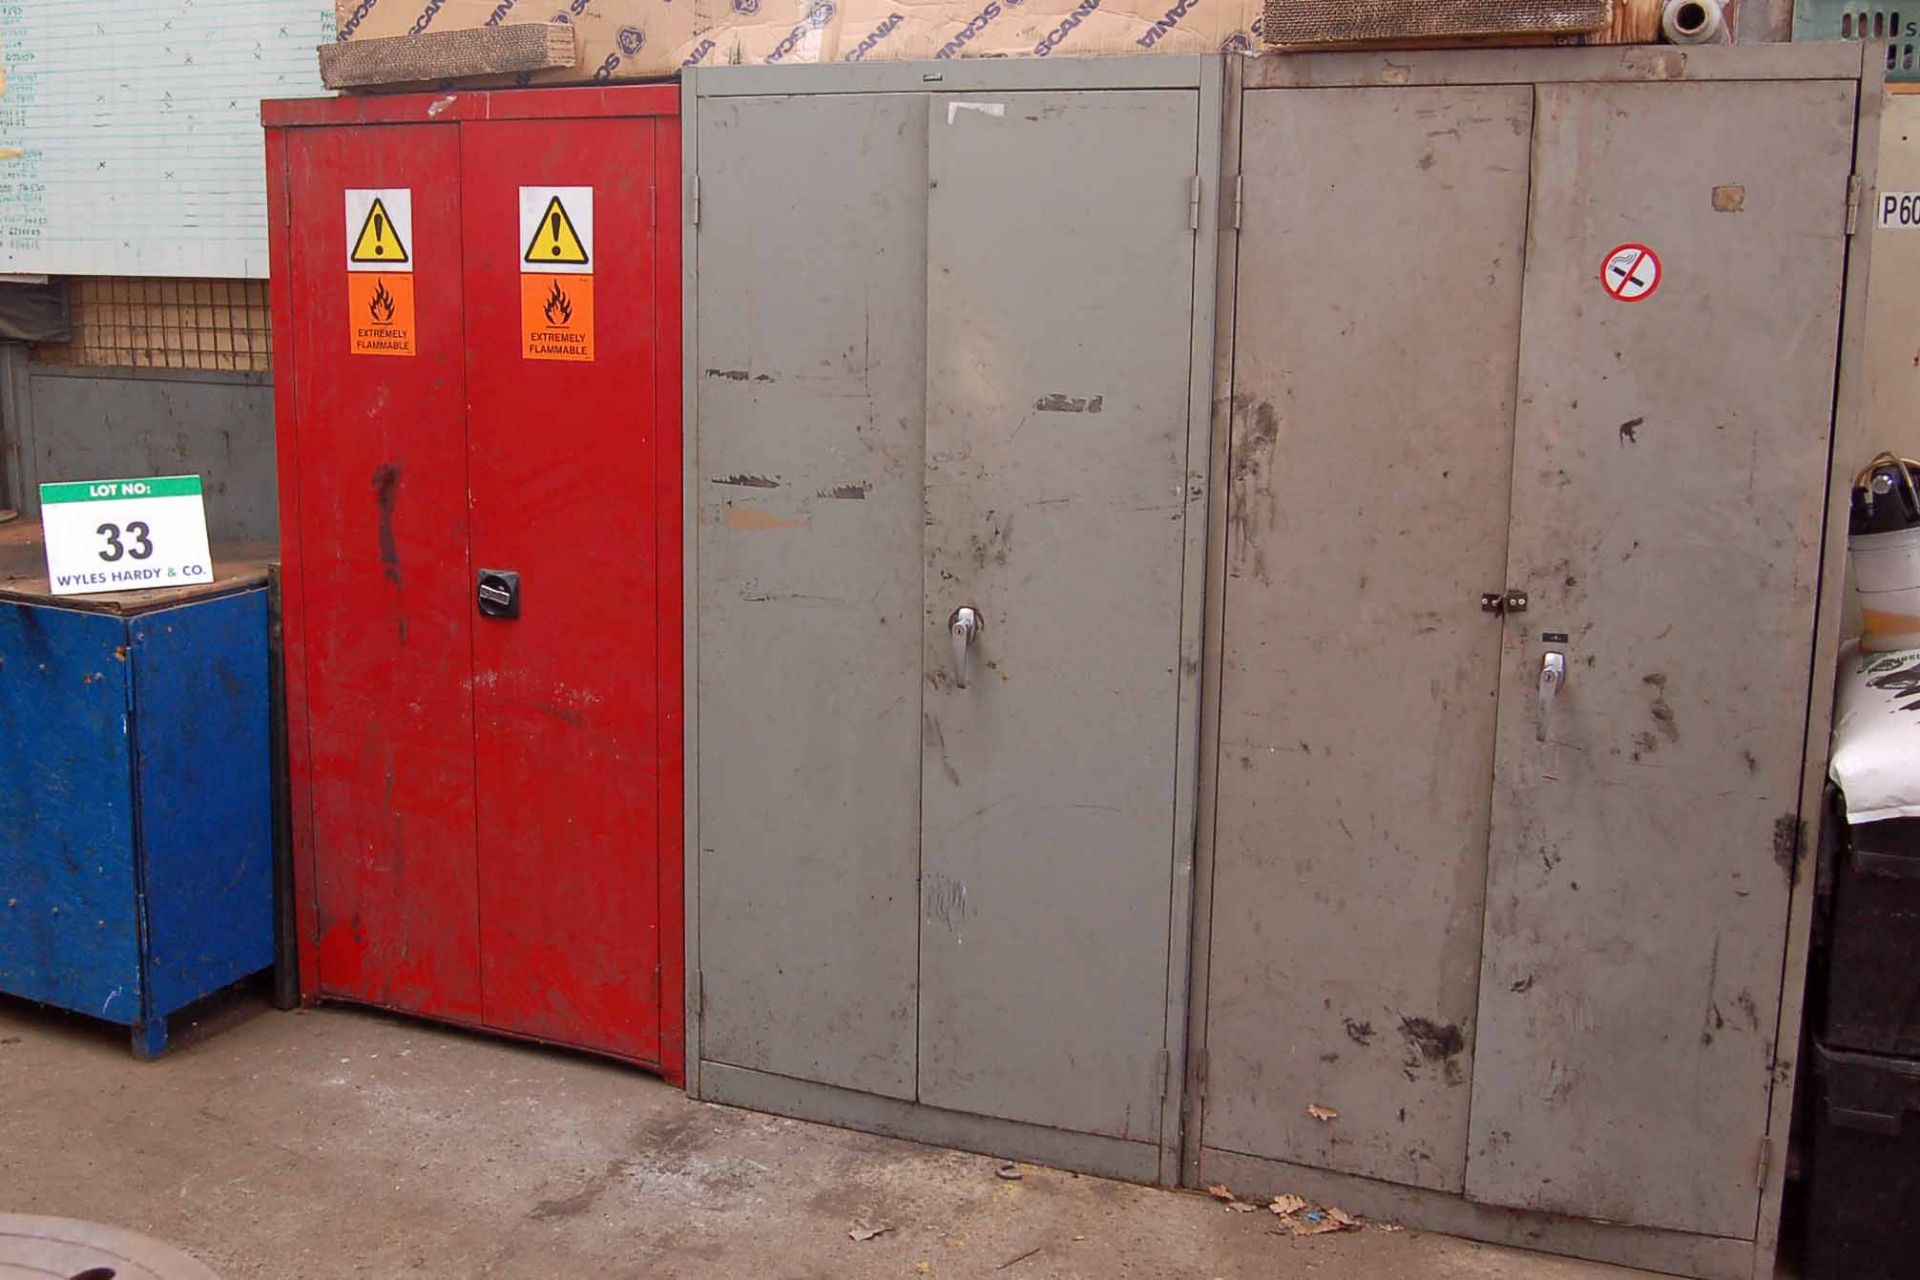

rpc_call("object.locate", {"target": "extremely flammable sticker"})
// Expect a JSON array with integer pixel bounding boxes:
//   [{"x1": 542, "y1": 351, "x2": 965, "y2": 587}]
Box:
[
  {"x1": 346, "y1": 188, "x2": 416, "y2": 356},
  {"x1": 519, "y1": 186, "x2": 595, "y2": 363}
]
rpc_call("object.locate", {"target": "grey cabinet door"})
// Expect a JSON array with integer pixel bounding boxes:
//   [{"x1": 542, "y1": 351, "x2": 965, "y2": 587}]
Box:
[
  {"x1": 1203, "y1": 84, "x2": 1533, "y2": 1191},
  {"x1": 918, "y1": 89, "x2": 1198, "y2": 1141},
  {"x1": 1466, "y1": 79, "x2": 1856, "y2": 1237},
  {"x1": 695, "y1": 93, "x2": 929, "y2": 1099}
]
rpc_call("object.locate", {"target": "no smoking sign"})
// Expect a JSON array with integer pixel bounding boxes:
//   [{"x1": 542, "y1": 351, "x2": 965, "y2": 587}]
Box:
[{"x1": 1601, "y1": 243, "x2": 1661, "y2": 303}]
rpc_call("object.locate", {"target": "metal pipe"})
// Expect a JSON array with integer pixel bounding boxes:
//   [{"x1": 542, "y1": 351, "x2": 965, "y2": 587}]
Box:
[{"x1": 1663, "y1": 0, "x2": 1730, "y2": 43}]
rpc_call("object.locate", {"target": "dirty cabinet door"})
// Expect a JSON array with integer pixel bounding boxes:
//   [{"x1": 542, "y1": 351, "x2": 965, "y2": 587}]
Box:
[
  {"x1": 695, "y1": 94, "x2": 929, "y2": 1099},
  {"x1": 285, "y1": 124, "x2": 483, "y2": 1021},
  {"x1": 461, "y1": 117, "x2": 667, "y2": 1063},
  {"x1": 1466, "y1": 80, "x2": 1856, "y2": 1237},
  {"x1": 1204, "y1": 85, "x2": 1532, "y2": 1191},
  {"x1": 918, "y1": 89, "x2": 1197, "y2": 1141}
]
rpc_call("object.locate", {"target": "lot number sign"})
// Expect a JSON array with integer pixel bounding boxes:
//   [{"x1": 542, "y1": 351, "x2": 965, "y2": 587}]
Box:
[{"x1": 40, "y1": 476, "x2": 215, "y2": 596}]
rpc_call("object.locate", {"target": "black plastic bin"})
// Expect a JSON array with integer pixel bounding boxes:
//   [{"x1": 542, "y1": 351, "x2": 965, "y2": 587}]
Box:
[
  {"x1": 1826, "y1": 817, "x2": 1920, "y2": 1055},
  {"x1": 1806, "y1": 1039, "x2": 1920, "y2": 1280}
]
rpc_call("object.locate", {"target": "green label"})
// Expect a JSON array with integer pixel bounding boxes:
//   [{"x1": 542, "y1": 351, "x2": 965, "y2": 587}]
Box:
[{"x1": 40, "y1": 475, "x2": 203, "y2": 504}]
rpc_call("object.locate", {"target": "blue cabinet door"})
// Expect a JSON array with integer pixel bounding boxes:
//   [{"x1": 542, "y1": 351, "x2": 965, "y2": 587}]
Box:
[
  {"x1": 132, "y1": 593, "x2": 273, "y2": 1017},
  {"x1": 0, "y1": 602, "x2": 141, "y2": 1020}
]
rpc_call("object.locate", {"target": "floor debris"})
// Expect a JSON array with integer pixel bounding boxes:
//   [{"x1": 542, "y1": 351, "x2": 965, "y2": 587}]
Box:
[
  {"x1": 1206, "y1": 1183, "x2": 1264, "y2": 1213},
  {"x1": 996, "y1": 1163, "x2": 1023, "y2": 1181},
  {"x1": 1269, "y1": 1194, "x2": 1364, "y2": 1237},
  {"x1": 1307, "y1": 1103, "x2": 1340, "y2": 1122},
  {"x1": 848, "y1": 1221, "x2": 892, "y2": 1242},
  {"x1": 995, "y1": 1244, "x2": 1044, "y2": 1269}
]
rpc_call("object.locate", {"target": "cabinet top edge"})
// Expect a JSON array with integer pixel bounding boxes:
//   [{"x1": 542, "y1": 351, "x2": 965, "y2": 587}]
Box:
[
  {"x1": 1242, "y1": 40, "x2": 1870, "y2": 90},
  {"x1": 691, "y1": 55, "x2": 1212, "y2": 99}
]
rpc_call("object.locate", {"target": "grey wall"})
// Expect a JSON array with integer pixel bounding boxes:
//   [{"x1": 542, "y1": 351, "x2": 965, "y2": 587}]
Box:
[
  {"x1": 1738, "y1": 0, "x2": 1793, "y2": 45},
  {"x1": 1, "y1": 346, "x2": 278, "y2": 545}
]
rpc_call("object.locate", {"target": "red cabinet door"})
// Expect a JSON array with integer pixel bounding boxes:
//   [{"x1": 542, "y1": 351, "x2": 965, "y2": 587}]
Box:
[
  {"x1": 284, "y1": 124, "x2": 483, "y2": 1020},
  {"x1": 459, "y1": 117, "x2": 669, "y2": 1064}
]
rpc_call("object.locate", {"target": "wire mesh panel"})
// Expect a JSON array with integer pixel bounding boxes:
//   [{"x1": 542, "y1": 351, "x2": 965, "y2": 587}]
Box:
[
  {"x1": 33, "y1": 278, "x2": 273, "y2": 373},
  {"x1": 1795, "y1": 2, "x2": 1919, "y2": 79}
]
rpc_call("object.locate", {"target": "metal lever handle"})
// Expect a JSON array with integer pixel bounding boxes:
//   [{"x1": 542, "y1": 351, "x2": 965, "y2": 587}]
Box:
[
  {"x1": 477, "y1": 569, "x2": 521, "y2": 620},
  {"x1": 1537, "y1": 651, "x2": 1566, "y2": 743},
  {"x1": 950, "y1": 606, "x2": 982, "y2": 689}
]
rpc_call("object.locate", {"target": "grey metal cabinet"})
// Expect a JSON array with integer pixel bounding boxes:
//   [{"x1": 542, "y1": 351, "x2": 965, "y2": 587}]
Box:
[
  {"x1": 1203, "y1": 79, "x2": 1533, "y2": 1200},
  {"x1": 690, "y1": 87, "x2": 928, "y2": 1105},
  {"x1": 684, "y1": 57, "x2": 1220, "y2": 1183},
  {"x1": 1186, "y1": 44, "x2": 1881, "y2": 1280},
  {"x1": 1469, "y1": 75, "x2": 1856, "y2": 1239}
]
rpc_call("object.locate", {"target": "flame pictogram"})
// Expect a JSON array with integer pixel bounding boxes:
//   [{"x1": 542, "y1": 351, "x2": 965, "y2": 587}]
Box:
[
  {"x1": 543, "y1": 279, "x2": 573, "y2": 326},
  {"x1": 368, "y1": 278, "x2": 397, "y2": 324}
]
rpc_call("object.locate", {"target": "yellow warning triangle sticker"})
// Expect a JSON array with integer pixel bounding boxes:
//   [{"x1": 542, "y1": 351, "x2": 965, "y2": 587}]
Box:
[
  {"x1": 349, "y1": 197, "x2": 410, "y2": 266},
  {"x1": 524, "y1": 196, "x2": 589, "y2": 267}
]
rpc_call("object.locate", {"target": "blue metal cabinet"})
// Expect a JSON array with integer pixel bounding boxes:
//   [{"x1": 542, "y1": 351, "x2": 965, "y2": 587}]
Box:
[{"x1": 0, "y1": 579, "x2": 271, "y2": 1057}]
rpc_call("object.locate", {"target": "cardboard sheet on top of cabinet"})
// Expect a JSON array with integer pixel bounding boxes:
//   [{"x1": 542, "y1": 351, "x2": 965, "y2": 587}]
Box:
[{"x1": 337, "y1": 0, "x2": 1269, "y2": 84}]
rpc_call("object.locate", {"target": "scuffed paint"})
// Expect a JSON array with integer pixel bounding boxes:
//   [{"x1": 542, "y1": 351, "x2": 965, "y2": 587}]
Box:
[{"x1": 723, "y1": 509, "x2": 805, "y2": 531}]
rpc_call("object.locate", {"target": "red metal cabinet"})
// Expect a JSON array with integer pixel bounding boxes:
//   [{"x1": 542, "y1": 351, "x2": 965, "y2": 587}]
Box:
[{"x1": 264, "y1": 87, "x2": 682, "y2": 1080}]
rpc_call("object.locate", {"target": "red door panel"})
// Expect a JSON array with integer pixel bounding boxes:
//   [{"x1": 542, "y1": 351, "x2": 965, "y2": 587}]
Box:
[
  {"x1": 460, "y1": 117, "x2": 665, "y2": 1063},
  {"x1": 285, "y1": 125, "x2": 483, "y2": 1020}
]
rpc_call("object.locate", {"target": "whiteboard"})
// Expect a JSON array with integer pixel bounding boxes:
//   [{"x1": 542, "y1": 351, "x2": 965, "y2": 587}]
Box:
[{"x1": 0, "y1": 0, "x2": 336, "y2": 279}]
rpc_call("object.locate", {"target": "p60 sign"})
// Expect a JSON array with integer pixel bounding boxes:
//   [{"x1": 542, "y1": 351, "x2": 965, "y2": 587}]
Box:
[{"x1": 1880, "y1": 191, "x2": 1920, "y2": 229}]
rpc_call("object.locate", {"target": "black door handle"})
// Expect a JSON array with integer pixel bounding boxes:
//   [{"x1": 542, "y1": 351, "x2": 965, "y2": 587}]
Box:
[{"x1": 477, "y1": 569, "x2": 520, "y2": 619}]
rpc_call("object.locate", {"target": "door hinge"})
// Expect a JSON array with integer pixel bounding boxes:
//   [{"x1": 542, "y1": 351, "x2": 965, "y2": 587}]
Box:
[
  {"x1": 1189, "y1": 174, "x2": 1202, "y2": 231},
  {"x1": 1232, "y1": 174, "x2": 1243, "y2": 231},
  {"x1": 1193, "y1": 1047, "x2": 1208, "y2": 1101},
  {"x1": 1156, "y1": 1048, "x2": 1171, "y2": 1100},
  {"x1": 690, "y1": 174, "x2": 701, "y2": 227},
  {"x1": 1846, "y1": 173, "x2": 1862, "y2": 236},
  {"x1": 650, "y1": 182, "x2": 658, "y2": 231},
  {"x1": 695, "y1": 970, "x2": 705, "y2": 1019},
  {"x1": 1755, "y1": 1135, "x2": 1773, "y2": 1188},
  {"x1": 1481, "y1": 588, "x2": 1530, "y2": 615}
]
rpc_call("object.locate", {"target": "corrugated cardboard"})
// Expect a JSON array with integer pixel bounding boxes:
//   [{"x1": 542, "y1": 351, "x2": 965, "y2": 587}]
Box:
[
  {"x1": 331, "y1": 0, "x2": 1661, "y2": 87},
  {"x1": 831, "y1": 0, "x2": 1260, "y2": 61},
  {"x1": 333, "y1": 0, "x2": 1271, "y2": 83}
]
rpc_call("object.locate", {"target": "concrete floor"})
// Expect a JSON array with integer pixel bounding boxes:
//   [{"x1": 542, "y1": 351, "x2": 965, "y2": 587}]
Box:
[{"x1": 1, "y1": 988, "x2": 1668, "y2": 1280}]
